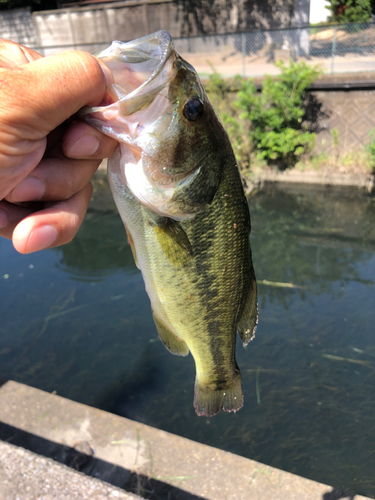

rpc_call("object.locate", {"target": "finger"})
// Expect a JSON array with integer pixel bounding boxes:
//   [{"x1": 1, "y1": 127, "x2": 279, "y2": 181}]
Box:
[
  {"x1": 0, "y1": 200, "x2": 34, "y2": 240},
  {"x1": 6, "y1": 157, "x2": 99, "y2": 203},
  {"x1": 0, "y1": 51, "x2": 113, "y2": 139},
  {"x1": 0, "y1": 40, "x2": 43, "y2": 68},
  {"x1": 62, "y1": 120, "x2": 118, "y2": 160},
  {"x1": 12, "y1": 183, "x2": 93, "y2": 254}
]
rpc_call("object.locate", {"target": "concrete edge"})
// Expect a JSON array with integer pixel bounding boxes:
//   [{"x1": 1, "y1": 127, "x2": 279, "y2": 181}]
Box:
[
  {"x1": 0, "y1": 381, "x2": 372, "y2": 500},
  {"x1": 244, "y1": 168, "x2": 375, "y2": 194}
]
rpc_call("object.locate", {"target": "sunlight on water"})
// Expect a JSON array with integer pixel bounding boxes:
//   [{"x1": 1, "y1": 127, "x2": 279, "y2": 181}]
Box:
[{"x1": 1, "y1": 178, "x2": 374, "y2": 497}]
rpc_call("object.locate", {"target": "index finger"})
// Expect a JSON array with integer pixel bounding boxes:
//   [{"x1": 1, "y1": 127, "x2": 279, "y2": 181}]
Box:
[{"x1": 0, "y1": 50, "x2": 113, "y2": 139}]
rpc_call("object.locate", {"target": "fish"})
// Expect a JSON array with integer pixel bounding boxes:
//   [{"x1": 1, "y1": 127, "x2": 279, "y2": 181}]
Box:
[{"x1": 81, "y1": 30, "x2": 258, "y2": 417}]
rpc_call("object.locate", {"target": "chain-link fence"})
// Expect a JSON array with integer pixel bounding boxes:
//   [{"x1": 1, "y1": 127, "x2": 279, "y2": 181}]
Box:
[
  {"x1": 173, "y1": 22, "x2": 375, "y2": 77},
  {"x1": 23, "y1": 21, "x2": 375, "y2": 77}
]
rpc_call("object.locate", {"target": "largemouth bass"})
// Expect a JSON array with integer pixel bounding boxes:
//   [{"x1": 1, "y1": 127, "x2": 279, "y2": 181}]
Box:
[{"x1": 81, "y1": 31, "x2": 258, "y2": 417}]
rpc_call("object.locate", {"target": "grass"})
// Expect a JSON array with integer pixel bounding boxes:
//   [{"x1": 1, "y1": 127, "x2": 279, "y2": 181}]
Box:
[{"x1": 296, "y1": 149, "x2": 374, "y2": 175}]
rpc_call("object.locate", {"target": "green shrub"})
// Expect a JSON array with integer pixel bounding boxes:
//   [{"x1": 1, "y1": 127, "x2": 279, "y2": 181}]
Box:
[
  {"x1": 366, "y1": 129, "x2": 375, "y2": 171},
  {"x1": 326, "y1": 0, "x2": 371, "y2": 23},
  {"x1": 236, "y1": 60, "x2": 322, "y2": 169},
  {"x1": 205, "y1": 67, "x2": 251, "y2": 169}
]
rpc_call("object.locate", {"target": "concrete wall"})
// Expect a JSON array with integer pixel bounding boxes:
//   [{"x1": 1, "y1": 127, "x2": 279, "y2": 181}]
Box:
[
  {"x1": 32, "y1": 1, "x2": 186, "y2": 52},
  {"x1": 313, "y1": 88, "x2": 375, "y2": 154},
  {"x1": 0, "y1": 8, "x2": 37, "y2": 46},
  {"x1": 29, "y1": 0, "x2": 309, "y2": 52}
]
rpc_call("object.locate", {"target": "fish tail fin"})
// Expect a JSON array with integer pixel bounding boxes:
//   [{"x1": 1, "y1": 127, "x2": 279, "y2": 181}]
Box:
[{"x1": 193, "y1": 372, "x2": 243, "y2": 417}]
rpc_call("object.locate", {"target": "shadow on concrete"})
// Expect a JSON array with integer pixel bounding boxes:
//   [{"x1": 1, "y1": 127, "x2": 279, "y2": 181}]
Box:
[
  {"x1": 323, "y1": 489, "x2": 355, "y2": 500},
  {"x1": 0, "y1": 421, "x2": 206, "y2": 500}
]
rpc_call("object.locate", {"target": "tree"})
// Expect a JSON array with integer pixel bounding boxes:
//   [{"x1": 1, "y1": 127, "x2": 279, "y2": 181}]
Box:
[
  {"x1": 326, "y1": 0, "x2": 372, "y2": 23},
  {"x1": 0, "y1": 0, "x2": 57, "y2": 11}
]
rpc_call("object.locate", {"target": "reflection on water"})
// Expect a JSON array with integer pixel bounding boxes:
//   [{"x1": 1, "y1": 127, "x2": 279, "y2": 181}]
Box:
[{"x1": 1, "y1": 178, "x2": 375, "y2": 497}]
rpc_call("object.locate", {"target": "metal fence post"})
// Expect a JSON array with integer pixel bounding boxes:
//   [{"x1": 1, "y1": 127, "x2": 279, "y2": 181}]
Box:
[
  {"x1": 67, "y1": 11, "x2": 77, "y2": 50},
  {"x1": 331, "y1": 25, "x2": 337, "y2": 74},
  {"x1": 102, "y1": 8, "x2": 111, "y2": 43},
  {"x1": 242, "y1": 32, "x2": 246, "y2": 78}
]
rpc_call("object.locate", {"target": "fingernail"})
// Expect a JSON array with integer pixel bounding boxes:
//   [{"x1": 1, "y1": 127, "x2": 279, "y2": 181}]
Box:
[
  {"x1": 9, "y1": 177, "x2": 45, "y2": 202},
  {"x1": 26, "y1": 225, "x2": 57, "y2": 253},
  {"x1": 0, "y1": 209, "x2": 8, "y2": 229},
  {"x1": 67, "y1": 135, "x2": 100, "y2": 158}
]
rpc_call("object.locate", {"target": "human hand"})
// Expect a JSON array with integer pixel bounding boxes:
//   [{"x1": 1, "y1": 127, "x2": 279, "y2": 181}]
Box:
[{"x1": 0, "y1": 40, "x2": 118, "y2": 254}]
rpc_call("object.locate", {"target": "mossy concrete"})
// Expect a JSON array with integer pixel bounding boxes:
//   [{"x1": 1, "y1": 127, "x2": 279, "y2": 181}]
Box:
[
  {"x1": 0, "y1": 381, "x2": 371, "y2": 500},
  {"x1": 249, "y1": 168, "x2": 375, "y2": 192}
]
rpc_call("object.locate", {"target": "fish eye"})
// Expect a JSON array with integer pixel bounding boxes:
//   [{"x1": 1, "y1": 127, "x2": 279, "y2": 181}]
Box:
[{"x1": 183, "y1": 98, "x2": 204, "y2": 122}]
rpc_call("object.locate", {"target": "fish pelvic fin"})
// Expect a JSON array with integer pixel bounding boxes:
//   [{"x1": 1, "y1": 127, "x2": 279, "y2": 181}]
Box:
[
  {"x1": 124, "y1": 225, "x2": 139, "y2": 268},
  {"x1": 153, "y1": 313, "x2": 189, "y2": 356},
  {"x1": 237, "y1": 269, "x2": 258, "y2": 346},
  {"x1": 194, "y1": 372, "x2": 243, "y2": 417}
]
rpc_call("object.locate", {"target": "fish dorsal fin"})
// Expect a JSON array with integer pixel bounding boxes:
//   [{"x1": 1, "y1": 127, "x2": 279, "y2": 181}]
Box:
[
  {"x1": 237, "y1": 270, "x2": 258, "y2": 346},
  {"x1": 145, "y1": 210, "x2": 193, "y2": 267},
  {"x1": 153, "y1": 313, "x2": 189, "y2": 356}
]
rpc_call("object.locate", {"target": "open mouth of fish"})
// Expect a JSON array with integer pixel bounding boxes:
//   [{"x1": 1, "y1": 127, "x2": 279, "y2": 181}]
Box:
[{"x1": 81, "y1": 31, "x2": 177, "y2": 143}]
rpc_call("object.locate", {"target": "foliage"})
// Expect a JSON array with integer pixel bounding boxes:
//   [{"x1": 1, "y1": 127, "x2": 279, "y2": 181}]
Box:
[
  {"x1": 172, "y1": 0, "x2": 235, "y2": 36},
  {"x1": 331, "y1": 128, "x2": 339, "y2": 149},
  {"x1": 205, "y1": 66, "x2": 251, "y2": 169},
  {"x1": 365, "y1": 128, "x2": 375, "y2": 171},
  {"x1": 0, "y1": 0, "x2": 57, "y2": 11},
  {"x1": 325, "y1": 0, "x2": 372, "y2": 23},
  {"x1": 235, "y1": 60, "x2": 322, "y2": 169}
]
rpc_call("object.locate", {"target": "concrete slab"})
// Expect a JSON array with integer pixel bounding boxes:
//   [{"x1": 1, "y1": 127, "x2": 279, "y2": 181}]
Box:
[
  {"x1": 0, "y1": 380, "x2": 371, "y2": 500},
  {"x1": 0, "y1": 441, "x2": 139, "y2": 500}
]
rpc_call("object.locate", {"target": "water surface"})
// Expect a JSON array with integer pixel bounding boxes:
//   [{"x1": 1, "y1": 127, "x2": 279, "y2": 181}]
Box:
[{"x1": 1, "y1": 179, "x2": 375, "y2": 497}]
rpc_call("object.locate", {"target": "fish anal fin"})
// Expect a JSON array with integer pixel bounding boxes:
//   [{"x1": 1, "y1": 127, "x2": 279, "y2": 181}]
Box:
[
  {"x1": 194, "y1": 371, "x2": 243, "y2": 417},
  {"x1": 153, "y1": 314, "x2": 189, "y2": 357},
  {"x1": 237, "y1": 269, "x2": 258, "y2": 346},
  {"x1": 151, "y1": 217, "x2": 193, "y2": 267}
]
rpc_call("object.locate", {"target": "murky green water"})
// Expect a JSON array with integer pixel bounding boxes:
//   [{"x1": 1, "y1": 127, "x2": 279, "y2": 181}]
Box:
[{"x1": 1, "y1": 178, "x2": 375, "y2": 497}]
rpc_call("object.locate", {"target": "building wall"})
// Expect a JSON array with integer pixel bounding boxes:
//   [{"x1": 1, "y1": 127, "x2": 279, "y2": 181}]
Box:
[
  {"x1": 30, "y1": 0, "x2": 310, "y2": 52},
  {"x1": 312, "y1": 89, "x2": 375, "y2": 154},
  {"x1": 0, "y1": 8, "x2": 37, "y2": 46}
]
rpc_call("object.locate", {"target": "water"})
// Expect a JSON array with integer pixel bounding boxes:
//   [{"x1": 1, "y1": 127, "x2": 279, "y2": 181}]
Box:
[{"x1": 1, "y1": 178, "x2": 375, "y2": 497}]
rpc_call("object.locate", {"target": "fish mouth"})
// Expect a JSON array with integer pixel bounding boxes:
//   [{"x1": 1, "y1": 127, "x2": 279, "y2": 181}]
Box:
[
  {"x1": 98, "y1": 30, "x2": 174, "y2": 96},
  {"x1": 80, "y1": 30, "x2": 178, "y2": 144},
  {"x1": 81, "y1": 31, "x2": 177, "y2": 119}
]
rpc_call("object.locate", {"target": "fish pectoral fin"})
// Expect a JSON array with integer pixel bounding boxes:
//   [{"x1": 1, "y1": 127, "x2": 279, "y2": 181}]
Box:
[
  {"x1": 153, "y1": 314, "x2": 189, "y2": 356},
  {"x1": 237, "y1": 269, "x2": 258, "y2": 346},
  {"x1": 148, "y1": 214, "x2": 193, "y2": 267}
]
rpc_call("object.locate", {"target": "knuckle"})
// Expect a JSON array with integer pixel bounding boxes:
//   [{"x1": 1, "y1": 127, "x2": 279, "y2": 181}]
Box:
[{"x1": 63, "y1": 51, "x2": 104, "y2": 87}]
